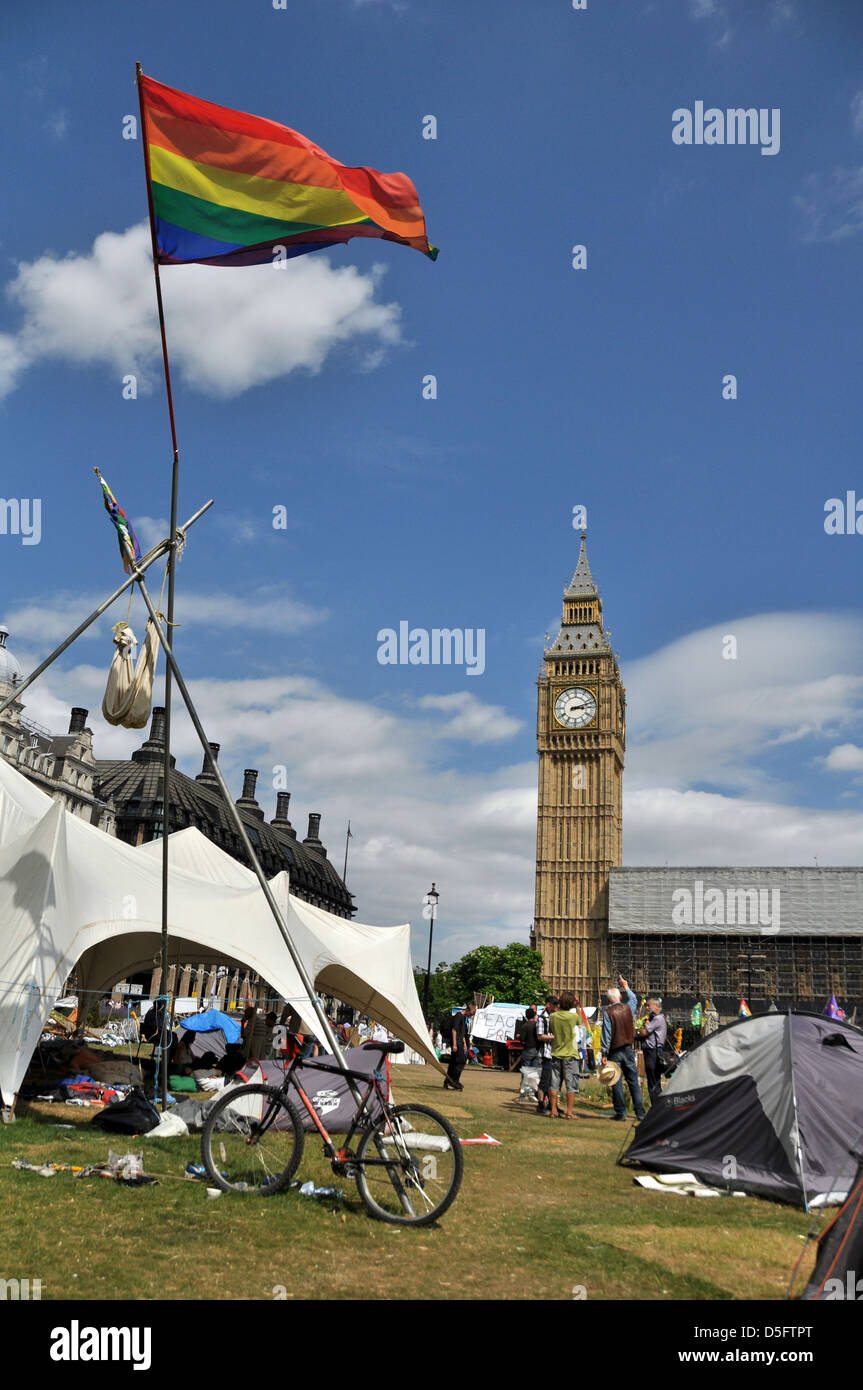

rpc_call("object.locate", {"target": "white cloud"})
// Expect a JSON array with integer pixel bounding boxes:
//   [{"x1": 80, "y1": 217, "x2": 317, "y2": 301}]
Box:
[
  {"x1": 134, "y1": 516, "x2": 168, "y2": 552},
  {"x1": 0, "y1": 331, "x2": 28, "y2": 397},
  {"x1": 770, "y1": 0, "x2": 796, "y2": 25},
  {"x1": 824, "y1": 743, "x2": 863, "y2": 774},
  {"x1": 416, "y1": 692, "x2": 522, "y2": 743},
  {"x1": 687, "y1": 0, "x2": 732, "y2": 47},
  {"x1": 623, "y1": 611, "x2": 863, "y2": 796},
  {"x1": 795, "y1": 167, "x2": 863, "y2": 242},
  {"x1": 4, "y1": 585, "x2": 327, "y2": 647},
  {"x1": 45, "y1": 111, "x2": 68, "y2": 140},
  {"x1": 624, "y1": 786, "x2": 863, "y2": 866},
  {"x1": 1, "y1": 223, "x2": 404, "y2": 400}
]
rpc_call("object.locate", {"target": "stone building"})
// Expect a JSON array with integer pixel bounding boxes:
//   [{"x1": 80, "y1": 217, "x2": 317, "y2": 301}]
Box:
[{"x1": 0, "y1": 626, "x2": 116, "y2": 833}]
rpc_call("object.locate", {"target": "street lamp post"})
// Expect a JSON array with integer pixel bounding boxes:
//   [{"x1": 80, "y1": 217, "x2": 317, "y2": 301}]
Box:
[{"x1": 422, "y1": 882, "x2": 439, "y2": 1021}]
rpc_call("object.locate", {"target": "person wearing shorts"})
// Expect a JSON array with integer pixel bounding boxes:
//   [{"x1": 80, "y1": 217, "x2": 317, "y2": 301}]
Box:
[{"x1": 549, "y1": 991, "x2": 580, "y2": 1119}]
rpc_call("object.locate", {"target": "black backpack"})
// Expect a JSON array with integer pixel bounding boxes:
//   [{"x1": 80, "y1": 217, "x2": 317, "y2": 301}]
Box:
[{"x1": 90, "y1": 1086, "x2": 160, "y2": 1135}]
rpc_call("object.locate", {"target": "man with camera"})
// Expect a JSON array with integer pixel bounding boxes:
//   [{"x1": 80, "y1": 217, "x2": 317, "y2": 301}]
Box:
[{"x1": 636, "y1": 997, "x2": 667, "y2": 1105}]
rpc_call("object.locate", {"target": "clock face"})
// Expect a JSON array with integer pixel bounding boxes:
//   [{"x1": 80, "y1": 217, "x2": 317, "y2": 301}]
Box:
[{"x1": 553, "y1": 687, "x2": 597, "y2": 729}]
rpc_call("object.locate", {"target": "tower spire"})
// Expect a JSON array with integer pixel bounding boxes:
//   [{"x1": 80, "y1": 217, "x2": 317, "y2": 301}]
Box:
[{"x1": 565, "y1": 532, "x2": 596, "y2": 598}]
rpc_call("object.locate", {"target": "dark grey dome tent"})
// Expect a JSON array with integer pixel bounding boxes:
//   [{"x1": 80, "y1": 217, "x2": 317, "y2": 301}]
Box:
[{"x1": 621, "y1": 1013, "x2": 863, "y2": 1210}]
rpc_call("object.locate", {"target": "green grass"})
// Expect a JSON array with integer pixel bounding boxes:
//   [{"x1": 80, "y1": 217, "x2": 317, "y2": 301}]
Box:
[{"x1": 0, "y1": 1063, "x2": 820, "y2": 1301}]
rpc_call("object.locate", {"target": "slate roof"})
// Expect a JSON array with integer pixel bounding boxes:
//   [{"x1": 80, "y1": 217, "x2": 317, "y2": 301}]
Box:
[
  {"x1": 609, "y1": 866, "x2": 863, "y2": 937},
  {"x1": 96, "y1": 715, "x2": 354, "y2": 918},
  {"x1": 546, "y1": 535, "x2": 612, "y2": 657},
  {"x1": 545, "y1": 622, "x2": 610, "y2": 657},
  {"x1": 564, "y1": 535, "x2": 596, "y2": 597}
]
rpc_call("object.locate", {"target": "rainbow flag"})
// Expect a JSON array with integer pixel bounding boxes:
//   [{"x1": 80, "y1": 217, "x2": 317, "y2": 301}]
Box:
[
  {"x1": 738, "y1": 998, "x2": 751, "y2": 1018},
  {"x1": 824, "y1": 994, "x2": 846, "y2": 1021},
  {"x1": 139, "y1": 74, "x2": 437, "y2": 267},
  {"x1": 95, "y1": 471, "x2": 141, "y2": 574}
]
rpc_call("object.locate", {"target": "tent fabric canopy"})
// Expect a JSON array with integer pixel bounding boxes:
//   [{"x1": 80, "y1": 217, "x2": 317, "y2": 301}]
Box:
[
  {"x1": 621, "y1": 1012, "x2": 863, "y2": 1208},
  {"x1": 0, "y1": 756, "x2": 438, "y2": 1105}
]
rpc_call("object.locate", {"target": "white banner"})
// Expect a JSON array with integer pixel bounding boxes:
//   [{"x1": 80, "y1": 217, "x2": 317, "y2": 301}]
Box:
[{"x1": 471, "y1": 1004, "x2": 525, "y2": 1044}]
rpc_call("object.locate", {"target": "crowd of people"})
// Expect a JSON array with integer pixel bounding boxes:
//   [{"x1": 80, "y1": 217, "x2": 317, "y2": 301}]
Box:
[{"x1": 434, "y1": 974, "x2": 670, "y2": 1121}]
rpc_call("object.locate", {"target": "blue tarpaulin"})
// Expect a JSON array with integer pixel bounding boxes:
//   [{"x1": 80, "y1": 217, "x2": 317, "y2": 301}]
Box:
[{"x1": 179, "y1": 1010, "x2": 242, "y2": 1045}]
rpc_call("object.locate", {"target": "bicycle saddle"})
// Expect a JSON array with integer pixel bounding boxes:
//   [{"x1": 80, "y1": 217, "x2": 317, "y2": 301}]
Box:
[{"x1": 361, "y1": 1039, "x2": 405, "y2": 1055}]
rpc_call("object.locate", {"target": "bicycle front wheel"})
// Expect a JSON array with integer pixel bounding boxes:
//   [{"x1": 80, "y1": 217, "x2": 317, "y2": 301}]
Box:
[
  {"x1": 355, "y1": 1103, "x2": 463, "y2": 1226},
  {"x1": 201, "y1": 1083, "x2": 304, "y2": 1195}
]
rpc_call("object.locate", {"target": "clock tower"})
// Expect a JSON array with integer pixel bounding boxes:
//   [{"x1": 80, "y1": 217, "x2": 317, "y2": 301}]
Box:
[{"x1": 533, "y1": 535, "x2": 625, "y2": 1000}]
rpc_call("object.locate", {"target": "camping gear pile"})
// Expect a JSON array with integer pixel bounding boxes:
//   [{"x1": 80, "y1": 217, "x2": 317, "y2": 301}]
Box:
[{"x1": 622, "y1": 1012, "x2": 863, "y2": 1209}]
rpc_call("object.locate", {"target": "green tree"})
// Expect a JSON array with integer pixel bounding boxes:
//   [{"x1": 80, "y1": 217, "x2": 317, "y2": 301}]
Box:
[{"x1": 447, "y1": 943, "x2": 547, "y2": 1006}]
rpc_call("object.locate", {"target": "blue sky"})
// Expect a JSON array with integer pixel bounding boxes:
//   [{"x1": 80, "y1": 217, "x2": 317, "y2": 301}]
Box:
[{"x1": 3, "y1": 0, "x2": 863, "y2": 966}]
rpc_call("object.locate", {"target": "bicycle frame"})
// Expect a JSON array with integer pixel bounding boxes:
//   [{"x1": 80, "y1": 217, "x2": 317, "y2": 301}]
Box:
[
  {"x1": 268, "y1": 1044, "x2": 417, "y2": 1216},
  {"x1": 271, "y1": 1047, "x2": 388, "y2": 1160}
]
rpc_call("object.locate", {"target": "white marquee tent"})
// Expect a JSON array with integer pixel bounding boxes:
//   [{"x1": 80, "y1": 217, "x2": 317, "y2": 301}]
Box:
[{"x1": 0, "y1": 756, "x2": 438, "y2": 1106}]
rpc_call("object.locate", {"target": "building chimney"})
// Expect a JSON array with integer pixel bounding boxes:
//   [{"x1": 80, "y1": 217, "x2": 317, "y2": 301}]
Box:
[
  {"x1": 68, "y1": 707, "x2": 88, "y2": 734},
  {"x1": 303, "y1": 812, "x2": 327, "y2": 857},
  {"x1": 131, "y1": 705, "x2": 175, "y2": 766},
  {"x1": 195, "y1": 742, "x2": 220, "y2": 784},
  {"x1": 272, "y1": 791, "x2": 296, "y2": 835},
  {"x1": 236, "y1": 768, "x2": 265, "y2": 820}
]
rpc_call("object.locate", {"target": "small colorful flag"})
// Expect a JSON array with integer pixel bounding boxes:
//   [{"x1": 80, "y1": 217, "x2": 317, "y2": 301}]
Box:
[
  {"x1": 95, "y1": 470, "x2": 142, "y2": 573},
  {"x1": 738, "y1": 998, "x2": 752, "y2": 1018},
  {"x1": 824, "y1": 994, "x2": 846, "y2": 1021},
  {"x1": 138, "y1": 74, "x2": 437, "y2": 267}
]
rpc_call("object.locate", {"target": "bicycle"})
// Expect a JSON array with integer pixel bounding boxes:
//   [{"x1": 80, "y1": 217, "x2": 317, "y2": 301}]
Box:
[{"x1": 200, "y1": 1035, "x2": 463, "y2": 1226}]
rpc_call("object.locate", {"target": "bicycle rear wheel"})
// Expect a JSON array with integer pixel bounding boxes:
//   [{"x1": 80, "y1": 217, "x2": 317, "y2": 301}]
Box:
[
  {"x1": 355, "y1": 1103, "x2": 463, "y2": 1226},
  {"x1": 201, "y1": 1083, "x2": 304, "y2": 1195}
]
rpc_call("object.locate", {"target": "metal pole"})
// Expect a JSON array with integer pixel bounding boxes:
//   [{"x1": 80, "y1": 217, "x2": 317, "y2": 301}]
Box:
[
  {"x1": 136, "y1": 63, "x2": 183, "y2": 1112},
  {"x1": 786, "y1": 1008, "x2": 809, "y2": 1213},
  {"x1": 131, "y1": 569, "x2": 358, "y2": 1092},
  {"x1": 343, "y1": 820, "x2": 351, "y2": 884},
  {"x1": 422, "y1": 883, "x2": 438, "y2": 1021},
  {"x1": 0, "y1": 501, "x2": 212, "y2": 721}
]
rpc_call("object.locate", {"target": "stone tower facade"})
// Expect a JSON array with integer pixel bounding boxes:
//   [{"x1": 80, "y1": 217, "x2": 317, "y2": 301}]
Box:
[{"x1": 532, "y1": 536, "x2": 625, "y2": 1000}]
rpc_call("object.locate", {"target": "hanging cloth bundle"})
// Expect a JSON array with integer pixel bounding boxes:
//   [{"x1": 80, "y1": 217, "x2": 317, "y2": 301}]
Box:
[{"x1": 102, "y1": 617, "x2": 161, "y2": 729}]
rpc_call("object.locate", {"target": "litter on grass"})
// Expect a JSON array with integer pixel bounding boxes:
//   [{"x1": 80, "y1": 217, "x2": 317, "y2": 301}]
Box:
[{"x1": 633, "y1": 1172, "x2": 748, "y2": 1198}]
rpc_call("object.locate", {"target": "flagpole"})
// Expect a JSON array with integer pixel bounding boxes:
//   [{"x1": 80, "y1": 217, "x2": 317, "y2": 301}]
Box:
[
  {"x1": 136, "y1": 62, "x2": 181, "y2": 1111},
  {"x1": 343, "y1": 820, "x2": 352, "y2": 884}
]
